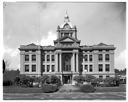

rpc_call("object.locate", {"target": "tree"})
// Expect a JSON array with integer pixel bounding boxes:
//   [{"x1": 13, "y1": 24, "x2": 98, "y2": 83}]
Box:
[{"x1": 3, "y1": 60, "x2": 5, "y2": 73}]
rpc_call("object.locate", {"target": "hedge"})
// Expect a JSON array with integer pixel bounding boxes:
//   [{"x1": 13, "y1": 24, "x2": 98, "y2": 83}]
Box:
[
  {"x1": 42, "y1": 84, "x2": 58, "y2": 93},
  {"x1": 80, "y1": 84, "x2": 96, "y2": 93}
]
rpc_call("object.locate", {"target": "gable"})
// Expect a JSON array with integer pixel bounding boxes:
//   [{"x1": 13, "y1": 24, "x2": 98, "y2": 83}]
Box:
[{"x1": 62, "y1": 38, "x2": 74, "y2": 42}]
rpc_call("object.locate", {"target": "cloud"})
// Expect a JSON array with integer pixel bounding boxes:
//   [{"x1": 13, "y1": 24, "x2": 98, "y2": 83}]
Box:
[
  {"x1": 3, "y1": 47, "x2": 20, "y2": 70},
  {"x1": 40, "y1": 31, "x2": 57, "y2": 46},
  {"x1": 115, "y1": 50, "x2": 126, "y2": 69}
]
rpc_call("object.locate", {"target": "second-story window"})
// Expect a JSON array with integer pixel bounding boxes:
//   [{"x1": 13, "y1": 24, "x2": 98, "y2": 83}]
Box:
[
  {"x1": 32, "y1": 55, "x2": 36, "y2": 61},
  {"x1": 52, "y1": 55, "x2": 55, "y2": 61},
  {"x1": 98, "y1": 54, "x2": 103, "y2": 61},
  {"x1": 25, "y1": 55, "x2": 29, "y2": 61},
  {"x1": 47, "y1": 55, "x2": 50, "y2": 62},
  {"x1": 89, "y1": 55, "x2": 93, "y2": 62},
  {"x1": 105, "y1": 54, "x2": 110, "y2": 61}
]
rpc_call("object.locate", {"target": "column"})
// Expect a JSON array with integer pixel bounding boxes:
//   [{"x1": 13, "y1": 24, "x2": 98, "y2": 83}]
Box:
[
  {"x1": 72, "y1": 52, "x2": 75, "y2": 72},
  {"x1": 76, "y1": 52, "x2": 79, "y2": 72},
  {"x1": 83, "y1": 53, "x2": 85, "y2": 72},
  {"x1": 59, "y1": 52, "x2": 62, "y2": 72},
  {"x1": 45, "y1": 53, "x2": 47, "y2": 72},
  {"x1": 37, "y1": 50, "x2": 41, "y2": 76},
  {"x1": 55, "y1": 52, "x2": 58, "y2": 72},
  {"x1": 50, "y1": 52, "x2": 52, "y2": 72},
  {"x1": 20, "y1": 51, "x2": 24, "y2": 74}
]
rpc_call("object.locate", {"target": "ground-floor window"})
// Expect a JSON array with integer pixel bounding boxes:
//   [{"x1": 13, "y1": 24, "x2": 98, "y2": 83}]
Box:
[
  {"x1": 52, "y1": 65, "x2": 55, "y2": 72},
  {"x1": 25, "y1": 65, "x2": 29, "y2": 72},
  {"x1": 47, "y1": 65, "x2": 50, "y2": 72},
  {"x1": 89, "y1": 65, "x2": 93, "y2": 72},
  {"x1": 32, "y1": 65, "x2": 36, "y2": 72}
]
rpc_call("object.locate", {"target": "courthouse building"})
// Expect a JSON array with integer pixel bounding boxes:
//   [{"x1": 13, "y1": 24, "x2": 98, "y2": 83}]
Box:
[{"x1": 19, "y1": 13, "x2": 116, "y2": 84}]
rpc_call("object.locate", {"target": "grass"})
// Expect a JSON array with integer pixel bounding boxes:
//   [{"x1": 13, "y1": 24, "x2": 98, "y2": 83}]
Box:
[
  {"x1": 3, "y1": 84, "x2": 126, "y2": 93},
  {"x1": 3, "y1": 86, "x2": 43, "y2": 93},
  {"x1": 95, "y1": 84, "x2": 126, "y2": 92}
]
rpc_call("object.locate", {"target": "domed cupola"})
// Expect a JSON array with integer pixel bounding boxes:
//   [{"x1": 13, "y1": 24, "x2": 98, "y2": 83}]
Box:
[{"x1": 57, "y1": 11, "x2": 77, "y2": 39}]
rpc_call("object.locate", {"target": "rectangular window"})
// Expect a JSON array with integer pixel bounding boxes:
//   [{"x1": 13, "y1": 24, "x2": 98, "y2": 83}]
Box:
[
  {"x1": 25, "y1": 65, "x2": 29, "y2": 72},
  {"x1": 89, "y1": 55, "x2": 93, "y2": 62},
  {"x1": 106, "y1": 75, "x2": 109, "y2": 78},
  {"x1": 47, "y1": 55, "x2": 50, "y2": 62},
  {"x1": 105, "y1": 64, "x2": 110, "y2": 72},
  {"x1": 52, "y1": 55, "x2": 55, "y2": 61},
  {"x1": 98, "y1": 54, "x2": 103, "y2": 61},
  {"x1": 85, "y1": 65, "x2": 88, "y2": 71},
  {"x1": 32, "y1": 55, "x2": 36, "y2": 61},
  {"x1": 105, "y1": 54, "x2": 110, "y2": 61},
  {"x1": 99, "y1": 64, "x2": 103, "y2": 72},
  {"x1": 80, "y1": 65, "x2": 83, "y2": 72},
  {"x1": 42, "y1": 65, "x2": 45, "y2": 72},
  {"x1": 84, "y1": 55, "x2": 88, "y2": 61},
  {"x1": 47, "y1": 65, "x2": 50, "y2": 72},
  {"x1": 89, "y1": 65, "x2": 93, "y2": 72},
  {"x1": 25, "y1": 55, "x2": 29, "y2": 61},
  {"x1": 52, "y1": 65, "x2": 55, "y2": 72},
  {"x1": 32, "y1": 65, "x2": 36, "y2": 72},
  {"x1": 42, "y1": 55, "x2": 45, "y2": 61}
]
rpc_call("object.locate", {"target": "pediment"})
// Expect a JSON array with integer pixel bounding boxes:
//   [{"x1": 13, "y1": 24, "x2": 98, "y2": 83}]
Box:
[{"x1": 60, "y1": 37, "x2": 75, "y2": 42}]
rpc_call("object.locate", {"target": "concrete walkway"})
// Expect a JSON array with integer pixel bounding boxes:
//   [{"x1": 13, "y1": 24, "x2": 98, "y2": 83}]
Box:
[{"x1": 58, "y1": 84, "x2": 79, "y2": 93}]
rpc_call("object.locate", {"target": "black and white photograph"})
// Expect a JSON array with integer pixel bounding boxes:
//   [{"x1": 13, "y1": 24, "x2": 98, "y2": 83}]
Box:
[{"x1": 2, "y1": 1, "x2": 126, "y2": 100}]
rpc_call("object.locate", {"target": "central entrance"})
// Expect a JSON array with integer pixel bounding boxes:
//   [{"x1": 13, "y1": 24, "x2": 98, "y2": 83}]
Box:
[
  {"x1": 62, "y1": 53, "x2": 72, "y2": 84},
  {"x1": 62, "y1": 74, "x2": 72, "y2": 84}
]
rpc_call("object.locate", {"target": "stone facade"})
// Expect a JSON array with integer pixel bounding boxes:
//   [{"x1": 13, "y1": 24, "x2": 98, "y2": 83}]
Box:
[{"x1": 19, "y1": 13, "x2": 116, "y2": 84}]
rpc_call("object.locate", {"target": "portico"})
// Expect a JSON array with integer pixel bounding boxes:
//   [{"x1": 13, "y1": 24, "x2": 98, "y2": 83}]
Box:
[{"x1": 55, "y1": 50, "x2": 79, "y2": 84}]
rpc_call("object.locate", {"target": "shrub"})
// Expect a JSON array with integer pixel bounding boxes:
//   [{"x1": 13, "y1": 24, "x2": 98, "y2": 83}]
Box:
[
  {"x1": 3, "y1": 80, "x2": 13, "y2": 86},
  {"x1": 80, "y1": 84, "x2": 96, "y2": 93},
  {"x1": 73, "y1": 75, "x2": 85, "y2": 83},
  {"x1": 41, "y1": 75, "x2": 61, "y2": 87},
  {"x1": 50, "y1": 75, "x2": 61, "y2": 87},
  {"x1": 85, "y1": 75, "x2": 96, "y2": 82},
  {"x1": 40, "y1": 75, "x2": 49, "y2": 84},
  {"x1": 42, "y1": 84, "x2": 58, "y2": 93}
]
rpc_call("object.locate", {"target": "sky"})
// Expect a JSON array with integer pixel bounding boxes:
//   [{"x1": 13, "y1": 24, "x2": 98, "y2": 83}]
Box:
[{"x1": 3, "y1": 2, "x2": 126, "y2": 70}]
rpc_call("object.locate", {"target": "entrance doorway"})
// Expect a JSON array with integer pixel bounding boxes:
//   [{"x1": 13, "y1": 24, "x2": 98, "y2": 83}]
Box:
[{"x1": 62, "y1": 75, "x2": 72, "y2": 84}]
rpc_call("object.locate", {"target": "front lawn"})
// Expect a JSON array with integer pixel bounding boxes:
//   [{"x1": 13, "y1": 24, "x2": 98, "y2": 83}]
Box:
[
  {"x1": 3, "y1": 84, "x2": 126, "y2": 93},
  {"x1": 95, "y1": 84, "x2": 126, "y2": 92},
  {"x1": 3, "y1": 86, "x2": 42, "y2": 93}
]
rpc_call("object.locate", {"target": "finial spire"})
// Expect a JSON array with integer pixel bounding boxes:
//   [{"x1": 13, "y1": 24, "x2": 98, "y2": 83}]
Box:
[{"x1": 64, "y1": 10, "x2": 70, "y2": 22}]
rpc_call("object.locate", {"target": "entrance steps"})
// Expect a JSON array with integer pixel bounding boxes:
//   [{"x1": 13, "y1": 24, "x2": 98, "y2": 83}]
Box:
[{"x1": 58, "y1": 84, "x2": 79, "y2": 93}]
